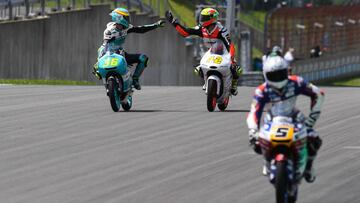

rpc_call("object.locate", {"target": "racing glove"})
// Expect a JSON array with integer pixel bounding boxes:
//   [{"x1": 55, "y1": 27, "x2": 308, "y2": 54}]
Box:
[
  {"x1": 305, "y1": 111, "x2": 320, "y2": 128},
  {"x1": 249, "y1": 129, "x2": 261, "y2": 154},
  {"x1": 165, "y1": 10, "x2": 178, "y2": 25},
  {"x1": 104, "y1": 30, "x2": 113, "y2": 40}
]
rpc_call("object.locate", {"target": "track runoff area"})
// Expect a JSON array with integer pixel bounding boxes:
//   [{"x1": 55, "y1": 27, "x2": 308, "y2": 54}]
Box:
[{"x1": 0, "y1": 85, "x2": 359, "y2": 202}]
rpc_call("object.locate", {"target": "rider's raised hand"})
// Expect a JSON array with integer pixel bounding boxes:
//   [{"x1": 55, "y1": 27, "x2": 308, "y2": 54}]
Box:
[
  {"x1": 165, "y1": 10, "x2": 178, "y2": 25},
  {"x1": 165, "y1": 10, "x2": 173, "y2": 22}
]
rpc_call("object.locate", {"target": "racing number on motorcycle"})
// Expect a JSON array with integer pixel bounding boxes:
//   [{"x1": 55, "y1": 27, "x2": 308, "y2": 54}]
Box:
[
  {"x1": 207, "y1": 56, "x2": 223, "y2": 64},
  {"x1": 104, "y1": 58, "x2": 119, "y2": 67},
  {"x1": 275, "y1": 128, "x2": 290, "y2": 137}
]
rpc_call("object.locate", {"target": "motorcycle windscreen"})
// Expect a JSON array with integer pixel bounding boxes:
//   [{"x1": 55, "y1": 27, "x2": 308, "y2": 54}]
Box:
[{"x1": 210, "y1": 42, "x2": 226, "y2": 55}]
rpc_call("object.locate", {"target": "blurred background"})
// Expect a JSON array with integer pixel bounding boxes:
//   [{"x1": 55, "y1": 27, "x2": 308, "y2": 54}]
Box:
[{"x1": 1, "y1": 0, "x2": 360, "y2": 86}]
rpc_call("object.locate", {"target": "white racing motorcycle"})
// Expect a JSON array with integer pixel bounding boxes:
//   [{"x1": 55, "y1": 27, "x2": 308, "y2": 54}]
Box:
[{"x1": 197, "y1": 42, "x2": 233, "y2": 112}]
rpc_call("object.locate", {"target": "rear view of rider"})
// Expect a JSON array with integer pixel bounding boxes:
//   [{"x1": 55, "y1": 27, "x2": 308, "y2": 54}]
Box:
[
  {"x1": 165, "y1": 8, "x2": 241, "y2": 96},
  {"x1": 93, "y1": 8, "x2": 165, "y2": 90},
  {"x1": 247, "y1": 55, "x2": 324, "y2": 183}
]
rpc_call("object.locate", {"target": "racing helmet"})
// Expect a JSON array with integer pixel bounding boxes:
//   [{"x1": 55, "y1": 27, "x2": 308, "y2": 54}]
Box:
[
  {"x1": 263, "y1": 56, "x2": 289, "y2": 90},
  {"x1": 199, "y1": 8, "x2": 219, "y2": 27},
  {"x1": 110, "y1": 8, "x2": 131, "y2": 28}
]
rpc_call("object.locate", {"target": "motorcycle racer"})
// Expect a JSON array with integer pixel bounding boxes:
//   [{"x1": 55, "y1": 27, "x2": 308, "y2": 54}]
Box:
[
  {"x1": 247, "y1": 55, "x2": 324, "y2": 183},
  {"x1": 165, "y1": 8, "x2": 242, "y2": 96},
  {"x1": 93, "y1": 8, "x2": 165, "y2": 90}
]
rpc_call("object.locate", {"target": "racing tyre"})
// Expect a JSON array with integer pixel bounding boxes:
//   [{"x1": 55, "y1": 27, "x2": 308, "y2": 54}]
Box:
[
  {"x1": 108, "y1": 78, "x2": 121, "y2": 112},
  {"x1": 218, "y1": 97, "x2": 229, "y2": 111},
  {"x1": 275, "y1": 161, "x2": 288, "y2": 203},
  {"x1": 207, "y1": 79, "x2": 217, "y2": 112},
  {"x1": 121, "y1": 95, "x2": 132, "y2": 111}
]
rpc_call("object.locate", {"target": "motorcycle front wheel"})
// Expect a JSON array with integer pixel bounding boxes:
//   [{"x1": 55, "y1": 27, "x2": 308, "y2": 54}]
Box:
[
  {"x1": 218, "y1": 97, "x2": 229, "y2": 111},
  {"x1": 121, "y1": 95, "x2": 132, "y2": 111},
  {"x1": 108, "y1": 78, "x2": 121, "y2": 112},
  {"x1": 207, "y1": 79, "x2": 217, "y2": 112},
  {"x1": 275, "y1": 161, "x2": 288, "y2": 203}
]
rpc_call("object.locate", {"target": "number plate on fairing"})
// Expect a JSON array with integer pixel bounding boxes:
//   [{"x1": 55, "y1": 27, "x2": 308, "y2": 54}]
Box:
[
  {"x1": 206, "y1": 56, "x2": 223, "y2": 64},
  {"x1": 270, "y1": 125, "x2": 294, "y2": 142}
]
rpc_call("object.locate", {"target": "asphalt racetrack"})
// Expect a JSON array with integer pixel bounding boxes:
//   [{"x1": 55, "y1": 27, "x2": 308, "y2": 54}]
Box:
[{"x1": 0, "y1": 85, "x2": 359, "y2": 203}]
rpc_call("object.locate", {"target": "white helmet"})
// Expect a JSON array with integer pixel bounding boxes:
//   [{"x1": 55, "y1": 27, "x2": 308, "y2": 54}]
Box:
[
  {"x1": 272, "y1": 45, "x2": 282, "y2": 54},
  {"x1": 263, "y1": 56, "x2": 289, "y2": 89}
]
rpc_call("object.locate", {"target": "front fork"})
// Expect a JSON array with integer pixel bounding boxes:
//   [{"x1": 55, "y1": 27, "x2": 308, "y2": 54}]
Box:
[
  {"x1": 103, "y1": 77, "x2": 122, "y2": 96},
  {"x1": 269, "y1": 156, "x2": 298, "y2": 196}
]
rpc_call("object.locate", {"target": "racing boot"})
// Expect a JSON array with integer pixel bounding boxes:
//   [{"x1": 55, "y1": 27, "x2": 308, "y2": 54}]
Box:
[
  {"x1": 132, "y1": 55, "x2": 149, "y2": 90},
  {"x1": 230, "y1": 79, "x2": 238, "y2": 96},
  {"x1": 304, "y1": 157, "x2": 316, "y2": 183},
  {"x1": 304, "y1": 134, "x2": 322, "y2": 183},
  {"x1": 230, "y1": 64, "x2": 242, "y2": 96},
  {"x1": 132, "y1": 77, "x2": 141, "y2": 90}
]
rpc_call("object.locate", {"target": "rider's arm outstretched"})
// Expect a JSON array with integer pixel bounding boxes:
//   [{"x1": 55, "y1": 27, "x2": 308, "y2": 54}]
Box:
[
  {"x1": 165, "y1": 10, "x2": 235, "y2": 61},
  {"x1": 93, "y1": 7, "x2": 165, "y2": 90},
  {"x1": 165, "y1": 10, "x2": 203, "y2": 37},
  {"x1": 128, "y1": 21, "x2": 165, "y2": 34},
  {"x1": 165, "y1": 9, "x2": 241, "y2": 95}
]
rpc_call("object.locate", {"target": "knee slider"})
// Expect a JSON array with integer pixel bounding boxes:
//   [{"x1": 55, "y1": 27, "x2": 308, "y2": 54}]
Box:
[{"x1": 139, "y1": 54, "x2": 149, "y2": 67}]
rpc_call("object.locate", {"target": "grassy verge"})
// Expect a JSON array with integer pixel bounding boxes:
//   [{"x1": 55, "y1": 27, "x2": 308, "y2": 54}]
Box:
[
  {"x1": 142, "y1": 0, "x2": 196, "y2": 26},
  {"x1": 168, "y1": 0, "x2": 196, "y2": 26},
  {"x1": 319, "y1": 76, "x2": 360, "y2": 87},
  {"x1": 0, "y1": 79, "x2": 96, "y2": 86},
  {"x1": 252, "y1": 47, "x2": 263, "y2": 58},
  {"x1": 239, "y1": 11, "x2": 266, "y2": 31}
]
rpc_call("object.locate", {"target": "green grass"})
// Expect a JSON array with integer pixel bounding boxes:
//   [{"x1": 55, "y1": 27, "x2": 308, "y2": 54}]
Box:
[
  {"x1": 252, "y1": 47, "x2": 263, "y2": 58},
  {"x1": 239, "y1": 11, "x2": 266, "y2": 31},
  {"x1": 0, "y1": 79, "x2": 96, "y2": 85},
  {"x1": 168, "y1": 0, "x2": 196, "y2": 26},
  {"x1": 319, "y1": 76, "x2": 360, "y2": 87},
  {"x1": 141, "y1": 0, "x2": 196, "y2": 26}
]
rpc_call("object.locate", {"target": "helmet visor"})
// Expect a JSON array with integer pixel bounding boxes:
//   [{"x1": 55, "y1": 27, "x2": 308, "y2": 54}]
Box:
[
  {"x1": 200, "y1": 15, "x2": 212, "y2": 24},
  {"x1": 123, "y1": 15, "x2": 130, "y2": 24},
  {"x1": 266, "y1": 69, "x2": 288, "y2": 82}
]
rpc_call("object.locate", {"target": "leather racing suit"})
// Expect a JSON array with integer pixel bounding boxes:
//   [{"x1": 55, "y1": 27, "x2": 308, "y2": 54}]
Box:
[
  {"x1": 97, "y1": 21, "x2": 162, "y2": 89},
  {"x1": 168, "y1": 20, "x2": 240, "y2": 90},
  {"x1": 247, "y1": 75, "x2": 324, "y2": 181}
]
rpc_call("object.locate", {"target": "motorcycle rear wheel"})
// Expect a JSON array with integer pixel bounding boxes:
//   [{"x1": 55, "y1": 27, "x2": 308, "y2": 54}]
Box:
[
  {"x1": 207, "y1": 79, "x2": 217, "y2": 112},
  {"x1": 108, "y1": 78, "x2": 121, "y2": 112}
]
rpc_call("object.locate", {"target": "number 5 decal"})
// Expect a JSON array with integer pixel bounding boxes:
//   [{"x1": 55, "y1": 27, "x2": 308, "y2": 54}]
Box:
[{"x1": 276, "y1": 128, "x2": 289, "y2": 137}]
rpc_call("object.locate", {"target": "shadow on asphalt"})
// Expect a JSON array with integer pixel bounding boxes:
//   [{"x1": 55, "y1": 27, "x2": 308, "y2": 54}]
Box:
[
  {"x1": 122, "y1": 110, "x2": 190, "y2": 113},
  {"x1": 217, "y1": 110, "x2": 250, "y2": 113},
  {"x1": 121, "y1": 109, "x2": 250, "y2": 113}
]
